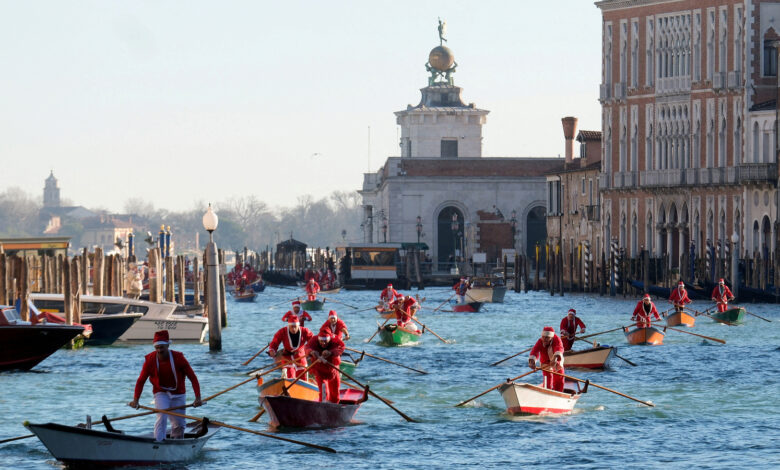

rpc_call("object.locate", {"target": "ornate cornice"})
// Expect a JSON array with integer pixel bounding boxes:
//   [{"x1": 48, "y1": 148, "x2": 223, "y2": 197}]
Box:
[{"x1": 595, "y1": 0, "x2": 683, "y2": 13}]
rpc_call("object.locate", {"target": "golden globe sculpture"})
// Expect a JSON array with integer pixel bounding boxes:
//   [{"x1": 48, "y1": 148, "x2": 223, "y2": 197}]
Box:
[{"x1": 428, "y1": 45, "x2": 455, "y2": 72}]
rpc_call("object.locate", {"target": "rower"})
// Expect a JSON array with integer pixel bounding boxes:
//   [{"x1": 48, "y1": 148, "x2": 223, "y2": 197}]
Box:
[
  {"x1": 306, "y1": 332, "x2": 345, "y2": 403},
  {"x1": 668, "y1": 281, "x2": 692, "y2": 313},
  {"x1": 320, "y1": 310, "x2": 350, "y2": 341},
  {"x1": 528, "y1": 326, "x2": 565, "y2": 392},
  {"x1": 282, "y1": 300, "x2": 312, "y2": 327},
  {"x1": 452, "y1": 277, "x2": 471, "y2": 304},
  {"x1": 379, "y1": 283, "x2": 400, "y2": 309},
  {"x1": 267, "y1": 315, "x2": 314, "y2": 379},
  {"x1": 711, "y1": 278, "x2": 735, "y2": 313},
  {"x1": 393, "y1": 294, "x2": 420, "y2": 331},
  {"x1": 632, "y1": 294, "x2": 660, "y2": 328},
  {"x1": 128, "y1": 330, "x2": 203, "y2": 441},
  {"x1": 305, "y1": 278, "x2": 320, "y2": 302},
  {"x1": 559, "y1": 308, "x2": 585, "y2": 352}
]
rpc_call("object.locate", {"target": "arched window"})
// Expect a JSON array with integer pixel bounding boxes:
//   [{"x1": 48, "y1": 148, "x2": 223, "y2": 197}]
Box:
[
  {"x1": 631, "y1": 212, "x2": 638, "y2": 256},
  {"x1": 753, "y1": 122, "x2": 760, "y2": 163},
  {"x1": 753, "y1": 220, "x2": 760, "y2": 254},
  {"x1": 437, "y1": 206, "x2": 464, "y2": 268}
]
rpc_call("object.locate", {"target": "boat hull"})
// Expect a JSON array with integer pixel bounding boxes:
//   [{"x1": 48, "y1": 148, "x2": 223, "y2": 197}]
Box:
[
  {"x1": 80, "y1": 313, "x2": 142, "y2": 346},
  {"x1": 119, "y1": 315, "x2": 208, "y2": 343},
  {"x1": 452, "y1": 301, "x2": 482, "y2": 312},
  {"x1": 232, "y1": 292, "x2": 257, "y2": 302},
  {"x1": 257, "y1": 377, "x2": 320, "y2": 402},
  {"x1": 467, "y1": 286, "x2": 507, "y2": 303},
  {"x1": 378, "y1": 324, "x2": 421, "y2": 346},
  {"x1": 563, "y1": 346, "x2": 615, "y2": 369},
  {"x1": 340, "y1": 361, "x2": 357, "y2": 376},
  {"x1": 623, "y1": 326, "x2": 665, "y2": 345},
  {"x1": 0, "y1": 325, "x2": 84, "y2": 371},
  {"x1": 498, "y1": 382, "x2": 579, "y2": 415},
  {"x1": 665, "y1": 311, "x2": 695, "y2": 327},
  {"x1": 711, "y1": 307, "x2": 746, "y2": 325},
  {"x1": 26, "y1": 422, "x2": 218, "y2": 466},
  {"x1": 262, "y1": 389, "x2": 365, "y2": 428},
  {"x1": 301, "y1": 300, "x2": 324, "y2": 311}
]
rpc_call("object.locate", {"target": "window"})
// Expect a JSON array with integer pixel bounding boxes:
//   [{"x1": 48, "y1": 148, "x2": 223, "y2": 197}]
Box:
[
  {"x1": 764, "y1": 40, "x2": 777, "y2": 77},
  {"x1": 580, "y1": 142, "x2": 586, "y2": 158},
  {"x1": 440, "y1": 139, "x2": 458, "y2": 158},
  {"x1": 581, "y1": 177, "x2": 586, "y2": 195}
]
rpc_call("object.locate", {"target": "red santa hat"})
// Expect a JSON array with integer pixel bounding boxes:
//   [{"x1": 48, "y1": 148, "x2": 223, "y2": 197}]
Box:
[
  {"x1": 153, "y1": 330, "x2": 170, "y2": 346},
  {"x1": 387, "y1": 283, "x2": 393, "y2": 288},
  {"x1": 678, "y1": 281, "x2": 685, "y2": 287},
  {"x1": 541, "y1": 326, "x2": 555, "y2": 338},
  {"x1": 309, "y1": 278, "x2": 315, "y2": 283},
  {"x1": 318, "y1": 332, "x2": 331, "y2": 342},
  {"x1": 643, "y1": 293, "x2": 651, "y2": 300},
  {"x1": 328, "y1": 310, "x2": 337, "y2": 319},
  {"x1": 567, "y1": 308, "x2": 576, "y2": 315},
  {"x1": 292, "y1": 300, "x2": 301, "y2": 308},
  {"x1": 719, "y1": 278, "x2": 725, "y2": 285},
  {"x1": 287, "y1": 315, "x2": 300, "y2": 325}
]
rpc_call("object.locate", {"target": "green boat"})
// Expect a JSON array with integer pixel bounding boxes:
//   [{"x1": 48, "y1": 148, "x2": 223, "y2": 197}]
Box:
[
  {"x1": 711, "y1": 307, "x2": 746, "y2": 325},
  {"x1": 301, "y1": 299, "x2": 324, "y2": 311},
  {"x1": 339, "y1": 361, "x2": 357, "y2": 376},
  {"x1": 377, "y1": 324, "x2": 421, "y2": 346}
]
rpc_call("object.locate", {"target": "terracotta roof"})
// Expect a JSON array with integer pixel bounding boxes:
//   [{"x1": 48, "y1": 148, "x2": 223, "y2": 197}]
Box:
[
  {"x1": 577, "y1": 130, "x2": 602, "y2": 141},
  {"x1": 399, "y1": 158, "x2": 563, "y2": 178}
]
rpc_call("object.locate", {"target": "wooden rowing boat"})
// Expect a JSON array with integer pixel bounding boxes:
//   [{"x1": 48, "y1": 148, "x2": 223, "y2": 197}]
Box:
[
  {"x1": 261, "y1": 388, "x2": 368, "y2": 428},
  {"x1": 320, "y1": 287, "x2": 341, "y2": 294},
  {"x1": 623, "y1": 326, "x2": 665, "y2": 345},
  {"x1": 467, "y1": 286, "x2": 507, "y2": 303},
  {"x1": 563, "y1": 345, "x2": 615, "y2": 369},
  {"x1": 231, "y1": 291, "x2": 257, "y2": 303},
  {"x1": 665, "y1": 310, "x2": 695, "y2": 327},
  {"x1": 301, "y1": 299, "x2": 324, "y2": 311},
  {"x1": 256, "y1": 377, "x2": 320, "y2": 402},
  {"x1": 452, "y1": 301, "x2": 483, "y2": 313},
  {"x1": 377, "y1": 324, "x2": 421, "y2": 346},
  {"x1": 710, "y1": 307, "x2": 746, "y2": 325},
  {"x1": 26, "y1": 419, "x2": 219, "y2": 466},
  {"x1": 497, "y1": 380, "x2": 585, "y2": 416}
]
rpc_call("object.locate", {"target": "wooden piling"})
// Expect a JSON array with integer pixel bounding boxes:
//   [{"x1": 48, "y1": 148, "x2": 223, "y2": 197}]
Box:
[
  {"x1": 218, "y1": 249, "x2": 227, "y2": 328},
  {"x1": 71, "y1": 257, "x2": 82, "y2": 324},
  {"x1": 165, "y1": 256, "x2": 175, "y2": 303},
  {"x1": 0, "y1": 252, "x2": 6, "y2": 305},
  {"x1": 18, "y1": 257, "x2": 30, "y2": 321},
  {"x1": 94, "y1": 247, "x2": 105, "y2": 296},
  {"x1": 63, "y1": 257, "x2": 72, "y2": 325},
  {"x1": 193, "y1": 257, "x2": 201, "y2": 306},
  {"x1": 149, "y1": 248, "x2": 161, "y2": 303},
  {"x1": 177, "y1": 256, "x2": 186, "y2": 305},
  {"x1": 81, "y1": 248, "x2": 89, "y2": 295}
]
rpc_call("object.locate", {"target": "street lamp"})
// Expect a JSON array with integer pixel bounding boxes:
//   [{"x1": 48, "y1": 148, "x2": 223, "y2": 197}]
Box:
[
  {"x1": 382, "y1": 217, "x2": 388, "y2": 243},
  {"x1": 202, "y1": 203, "x2": 222, "y2": 351},
  {"x1": 451, "y1": 213, "x2": 459, "y2": 270},
  {"x1": 341, "y1": 229, "x2": 347, "y2": 241},
  {"x1": 510, "y1": 210, "x2": 518, "y2": 249},
  {"x1": 416, "y1": 216, "x2": 423, "y2": 244}
]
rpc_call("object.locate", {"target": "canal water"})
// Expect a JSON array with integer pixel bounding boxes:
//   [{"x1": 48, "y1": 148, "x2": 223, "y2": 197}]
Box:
[{"x1": 1, "y1": 287, "x2": 778, "y2": 468}]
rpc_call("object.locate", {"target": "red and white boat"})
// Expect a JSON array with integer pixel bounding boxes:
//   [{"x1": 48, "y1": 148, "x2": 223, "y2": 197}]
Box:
[
  {"x1": 497, "y1": 380, "x2": 587, "y2": 416},
  {"x1": 563, "y1": 345, "x2": 615, "y2": 369},
  {"x1": 451, "y1": 301, "x2": 483, "y2": 313}
]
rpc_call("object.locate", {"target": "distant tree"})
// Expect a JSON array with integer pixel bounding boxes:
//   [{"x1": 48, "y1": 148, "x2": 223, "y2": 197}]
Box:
[{"x1": 0, "y1": 187, "x2": 41, "y2": 237}]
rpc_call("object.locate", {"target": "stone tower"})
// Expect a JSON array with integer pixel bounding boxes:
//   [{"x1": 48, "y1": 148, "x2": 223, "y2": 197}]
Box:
[{"x1": 43, "y1": 171, "x2": 60, "y2": 208}]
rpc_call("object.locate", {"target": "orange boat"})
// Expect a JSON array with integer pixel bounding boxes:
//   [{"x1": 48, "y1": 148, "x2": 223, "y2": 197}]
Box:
[
  {"x1": 664, "y1": 310, "x2": 695, "y2": 327},
  {"x1": 256, "y1": 376, "x2": 320, "y2": 402},
  {"x1": 623, "y1": 326, "x2": 665, "y2": 345}
]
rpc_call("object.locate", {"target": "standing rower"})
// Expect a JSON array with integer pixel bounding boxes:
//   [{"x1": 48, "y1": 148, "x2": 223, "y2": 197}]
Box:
[
  {"x1": 320, "y1": 310, "x2": 350, "y2": 341},
  {"x1": 305, "y1": 278, "x2": 320, "y2": 302},
  {"x1": 128, "y1": 330, "x2": 203, "y2": 441},
  {"x1": 711, "y1": 278, "x2": 735, "y2": 313},
  {"x1": 632, "y1": 294, "x2": 661, "y2": 327},
  {"x1": 379, "y1": 283, "x2": 400, "y2": 309},
  {"x1": 527, "y1": 326, "x2": 565, "y2": 392},
  {"x1": 282, "y1": 300, "x2": 312, "y2": 327},
  {"x1": 267, "y1": 315, "x2": 313, "y2": 379},
  {"x1": 393, "y1": 294, "x2": 420, "y2": 331},
  {"x1": 668, "y1": 281, "x2": 692, "y2": 313},
  {"x1": 452, "y1": 277, "x2": 471, "y2": 303},
  {"x1": 558, "y1": 309, "x2": 586, "y2": 352},
  {"x1": 306, "y1": 332, "x2": 345, "y2": 403}
]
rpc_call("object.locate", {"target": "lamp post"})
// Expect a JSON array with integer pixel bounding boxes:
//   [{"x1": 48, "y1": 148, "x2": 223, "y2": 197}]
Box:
[
  {"x1": 510, "y1": 210, "x2": 518, "y2": 250},
  {"x1": 202, "y1": 204, "x2": 222, "y2": 351},
  {"x1": 416, "y1": 216, "x2": 423, "y2": 244},
  {"x1": 731, "y1": 232, "x2": 739, "y2": 300},
  {"x1": 451, "y1": 213, "x2": 459, "y2": 272},
  {"x1": 341, "y1": 229, "x2": 347, "y2": 241},
  {"x1": 382, "y1": 218, "x2": 388, "y2": 243}
]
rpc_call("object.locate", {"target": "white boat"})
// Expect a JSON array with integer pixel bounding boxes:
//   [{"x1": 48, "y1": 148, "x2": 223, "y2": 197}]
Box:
[
  {"x1": 30, "y1": 294, "x2": 208, "y2": 343},
  {"x1": 26, "y1": 419, "x2": 219, "y2": 466},
  {"x1": 497, "y1": 380, "x2": 586, "y2": 415},
  {"x1": 563, "y1": 345, "x2": 616, "y2": 369}
]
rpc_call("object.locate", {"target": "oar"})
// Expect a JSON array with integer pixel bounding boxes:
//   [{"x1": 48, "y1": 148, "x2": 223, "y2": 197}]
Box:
[
  {"x1": 489, "y1": 347, "x2": 533, "y2": 367},
  {"x1": 571, "y1": 337, "x2": 637, "y2": 366},
  {"x1": 365, "y1": 316, "x2": 392, "y2": 343},
  {"x1": 433, "y1": 293, "x2": 457, "y2": 312},
  {"x1": 323, "y1": 361, "x2": 418, "y2": 423},
  {"x1": 353, "y1": 305, "x2": 382, "y2": 314},
  {"x1": 280, "y1": 361, "x2": 318, "y2": 396},
  {"x1": 545, "y1": 370, "x2": 654, "y2": 407},
  {"x1": 454, "y1": 368, "x2": 539, "y2": 407},
  {"x1": 744, "y1": 309, "x2": 772, "y2": 322},
  {"x1": 137, "y1": 405, "x2": 336, "y2": 453},
  {"x1": 410, "y1": 317, "x2": 450, "y2": 343},
  {"x1": 241, "y1": 343, "x2": 270, "y2": 366},
  {"x1": 344, "y1": 346, "x2": 428, "y2": 374},
  {"x1": 322, "y1": 296, "x2": 358, "y2": 309},
  {"x1": 576, "y1": 326, "x2": 626, "y2": 340},
  {"x1": 663, "y1": 325, "x2": 726, "y2": 344},
  {"x1": 248, "y1": 409, "x2": 266, "y2": 422},
  {"x1": 267, "y1": 297, "x2": 298, "y2": 309}
]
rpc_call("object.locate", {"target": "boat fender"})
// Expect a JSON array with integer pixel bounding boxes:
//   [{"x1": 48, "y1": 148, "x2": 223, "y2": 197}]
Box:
[{"x1": 582, "y1": 379, "x2": 590, "y2": 394}]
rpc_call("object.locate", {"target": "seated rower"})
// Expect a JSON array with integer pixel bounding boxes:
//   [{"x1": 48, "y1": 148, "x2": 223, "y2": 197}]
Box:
[
  {"x1": 267, "y1": 315, "x2": 313, "y2": 379},
  {"x1": 379, "y1": 283, "x2": 400, "y2": 309},
  {"x1": 393, "y1": 295, "x2": 420, "y2": 332}
]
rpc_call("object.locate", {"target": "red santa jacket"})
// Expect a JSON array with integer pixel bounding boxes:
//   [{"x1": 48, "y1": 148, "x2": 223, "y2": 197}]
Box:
[
  {"x1": 320, "y1": 318, "x2": 348, "y2": 339},
  {"x1": 268, "y1": 326, "x2": 314, "y2": 359},
  {"x1": 282, "y1": 310, "x2": 312, "y2": 324},
  {"x1": 393, "y1": 297, "x2": 418, "y2": 322},
  {"x1": 134, "y1": 350, "x2": 200, "y2": 400},
  {"x1": 305, "y1": 281, "x2": 320, "y2": 295},
  {"x1": 711, "y1": 285, "x2": 734, "y2": 303},
  {"x1": 380, "y1": 287, "x2": 399, "y2": 303},
  {"x1": 559, "y1": 315, "x2": 586, "y2": 338},
  {"x1": 632, "y1": 300, "x2": 660, "y2": 320},
  {"x1": 306, "y1": 335, "x2": 345, "y2": 367},
  {"x1": 453, "y1": 281, "x2": 470, "y2": 295},
  {"x1": 669, "y1": 287, "x2": 692, "y2": 305},
  {"x1": 529, "y1": 336, "x2": 565, "y2": 366}
]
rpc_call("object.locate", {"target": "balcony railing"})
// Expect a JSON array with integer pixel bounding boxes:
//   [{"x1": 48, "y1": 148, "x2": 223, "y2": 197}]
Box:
[
  {"x1": 613, "y1": 82, "x2": 627, "y2": 100},
  {"x1": 712, "y1": 72, "x2": 726, "y2": 90},
  {"x1": 613, "y1": 171, "x2": 638, "y2": 188},
  {"x1": 727, "y1": 70, "x2": 742, "y2": 89},
  {"x1": 585, "y1": 205, "x2": 601, "y2": 222},
  {"x1": 599, "y1": 83, "x2": 611, "y2": 100},
  {"x1": 736, "y1": 163, "x2": 777, "y2": 183},
  {"x1": 699, "y1": 167, "x2": 736, "y2": 184}
]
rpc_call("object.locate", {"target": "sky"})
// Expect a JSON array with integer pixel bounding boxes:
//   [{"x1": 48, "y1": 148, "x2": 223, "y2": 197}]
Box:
[{"x1": 0, "y1": 1, "x2": 603, "y2": 213}]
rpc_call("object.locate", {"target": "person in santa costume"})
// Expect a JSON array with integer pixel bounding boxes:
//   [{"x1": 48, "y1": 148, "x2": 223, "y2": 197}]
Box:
[
  {"x1": 306, "y1": 332, "x2": 345, "y2": 403},
  {"x1": 305, "y1": 278, "x2": 320, "y2": 302},
  {"x1": 392, "y1": 294, "x2": 420, "y2": 331},
  {"x1": 711, "y1": 278, "x2": 735, "y2": 313},
  {"x1": 632, "y1": 294, "x2": 661, "y2": 327},
  {"x1": 379, "y1": 283, "x2": 400, "y2": 308},
  {"x1": 452, "y1": 277, "x2": 471, "y2": 303},
  {"x1": 128, "y1": 330, "x2": 203, "y2": 441},
  {"x1": 559, "y1": 308, "x2": 586, "y2": 352},
  {"x1": 281, "y1": 300, "x2": 312, "y2": 327},
  {"x1": 528, "y1": 326, "x2": 565, "y2": 392},
  {"x1": 320, "y1": 310, "x2": 350, "y2": 341},
  {"x1": 267, "y1": 315, "x2": 314, "y2": 378},
  {"x1": 668, "y1": 281, "x2": 692, "y2": 313}
]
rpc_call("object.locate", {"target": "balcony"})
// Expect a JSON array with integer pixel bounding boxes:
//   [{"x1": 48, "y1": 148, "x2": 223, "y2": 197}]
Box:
[
  {"x1": 640, "y1": 169, "x2": 686, "y2": 187},
  {"x1": 599, "y1": 172, "x2": 610, "y2": 189},
  {"x1": 613, "y1": 82, "x2": 627, "y2": 100},
  {"x1": 585, "y1": 205, "x2": 601, "y2": 222},
  {"x1": 656, "y1": 75, "x2": 692, "y2": 95},
  {"x1": 613, "y1": 171, "x2": 638, "y2": 188},
  {"x1": 699, "y1": 167, "x2": 736, "y2": 185},
  {"x1": 736, "y1": 163, "x2": 777, "y2": 183},
  {"x1": 712, "y1": 72, "x2": 726, "y2": 90},
  {"x1": 600, "y1": 83, "x2": 611, "y2": 101},
  {"x1": 727, "y1": 70, "x2": 742, "y2": 89}
]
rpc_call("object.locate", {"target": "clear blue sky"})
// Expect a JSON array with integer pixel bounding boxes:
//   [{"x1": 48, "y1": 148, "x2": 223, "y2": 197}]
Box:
[{"x1": 0, "y1": 1, "x2": 603, "y2": 212}]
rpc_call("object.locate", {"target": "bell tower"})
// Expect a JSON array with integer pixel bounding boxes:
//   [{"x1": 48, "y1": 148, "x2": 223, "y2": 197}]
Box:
[{"x1": 43, "y1": 171, "x2": 61, "y2": 208}]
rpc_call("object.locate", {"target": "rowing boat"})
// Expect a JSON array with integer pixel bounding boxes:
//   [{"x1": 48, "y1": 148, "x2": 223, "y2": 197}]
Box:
[
  {"x1": 497, "y1": 380, "x2": 586, "y2": 416},
  {"x1": 467, "y1": 286, "x2": 507, "y2": 303},
  {"x1": 26, "y1": 418, "x2": 219, "y2": 466},
  {"x1": 452, "y1": 301, "x2": 483, "y2": 313},
  {"x1": 563, "y1": 345, "x2": 615, "y2": 369},
  {"x1": 377, "y1": 323, "x2": 421, "y2": 346},
  {"x1": 231, "y1": 291, "x2": 257, "y2": 303},
  {"x1": 623, "y1": 326, "x2": 665, "y2": 345},
  {"x1": 257, "y1": 376, "x2": 320, "y2": 402},
  {"x1": 320, "y1": 287, "x2": 341, "y2": 294},
  {"x1": 301, "y1": 299, "x2": 324, "y2": 311},
  {"x1": 261, "y1": 387, "x2": 368, "y2": 428},
  {"x1": 665, "y1": 310, "x2": 695, "y2": 327},
  {"x1": 710, "y1": 307, "x2": 746, "y2": 325}
]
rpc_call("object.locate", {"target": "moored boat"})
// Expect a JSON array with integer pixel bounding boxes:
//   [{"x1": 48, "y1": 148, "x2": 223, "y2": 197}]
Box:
[
  {"x1": 231, "y1": 291, "x2": 257, "y2": 302},
  {"x1": 261, "y1": 388, "x2": 368, "y2": 428},
  {"x1": 563, "y1": 345, "x2": 615, "y2": 369},
  {"x1": 665, "y1": 310, "x2": 695, "y2": 327},
  {"x1": 301, "y1": 299, "x2": 324, "y2": 311},
  {"x1": 467, "y1": 286, "x2": 507, "y2": 303},
  {"x1": 623, "y1": 325, "x2": 665, "y2": 345},
  {"x1": 710, "y1": 307, "x2": 746, "y2": 325},
  {"x1": 26, "y1": 419, "x2": 219, "y2": 466},
  {"x1": 377, "y1": 323, "x2": 421, "y2": 346},
  {"x1": 452, "y1": 301, "x2": 482, "y2": 312},
  {"x1": 497, "y1": 380, "x2": 585, "y2": 416}
]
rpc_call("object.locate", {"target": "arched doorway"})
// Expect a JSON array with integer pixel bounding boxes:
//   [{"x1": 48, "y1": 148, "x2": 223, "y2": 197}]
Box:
[
  {"x1": 762, "y1": 215, "x2": 771, "y2": 258},
  {"x1": 670, "y1": 204, "x2": 679, "y2": 267},
  {"x1": 437, "y1": 206, "x2": 464, "y2": 270},
  {"x1": 526, "y1": 206, "x2": 547, "y2": 266}
]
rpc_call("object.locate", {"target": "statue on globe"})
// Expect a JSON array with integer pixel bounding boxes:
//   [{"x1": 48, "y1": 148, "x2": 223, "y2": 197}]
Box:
[{"x1": 438, "y1": 17, "x2": 447, "y2": 45}]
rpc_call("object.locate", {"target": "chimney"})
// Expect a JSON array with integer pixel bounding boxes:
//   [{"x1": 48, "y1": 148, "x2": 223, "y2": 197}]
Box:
[{"x1": 561, "y1": 116, "x2": 578, "y2": 164}]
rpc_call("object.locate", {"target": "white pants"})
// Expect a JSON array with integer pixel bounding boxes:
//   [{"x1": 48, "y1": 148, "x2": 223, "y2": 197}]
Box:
[
  {"x1": 457, "y1": 294, "x2": 466, "y2": 303},
  {"x1": 154, "y1": 392, "x2": 186, "y2": 441}
]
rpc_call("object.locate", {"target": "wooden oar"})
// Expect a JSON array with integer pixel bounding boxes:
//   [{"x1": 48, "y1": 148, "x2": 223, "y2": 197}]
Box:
[
  {"x1": 663, "y1": 325, "x2": 726, "y2": 344},
  {"x1": 322, "y1": 296, "x2": 358, "y2": 309},
  {"x1": 576, "y1": 326, "x2": 626, "y2": 341},
  {"x1": 344, "y1": 346, "x2": 428, "y2": 374},
  {"x1": 744, "y1": 309, "x2": 772, "y2": 322},
  {"x1": 323, "y1": 361, "x2": 418, "y2": 423},
  {"x1": 489, "y1": 347, "x2": 533, "y2": 367},
  {"x1": 571, "y1": 337, "x2": 637, "y2": 366},
  {"x1": 454, "y1": 368, "x2": 539, "y2": 407},
  {"x1": 365, "y1": 316, "x2": 392, "y2": 343},
  {"x1": 433, "y1": 293, "x2": 457, "y2": 312},
  {"x1": 268, "y1": 297, "x2": 299, "y2": 309},
  {"x1": 410, "y1": 317, "x2": 450, "y2": 343},
  {"x1": 545, "y1": 370, "x2": 654, "y2": 407},
  {"x1": 353, "y1": 305, "x2": 382, "y2": 314},
  {"x1": 137, "y1": 405, "x2": 336, "y2": 453},
  {"x1": 248, "y1": 409, "x2": 266, "y2": 422},
  {"x1": 241, "y1": 343, "x2": 270, "y2": 366}
]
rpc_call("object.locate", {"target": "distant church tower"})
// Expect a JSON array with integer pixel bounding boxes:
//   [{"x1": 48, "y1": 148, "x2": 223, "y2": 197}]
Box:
[
  {"x1": 43, "y1": 171, "x2": 61, "y2": 208},
  {"x1": 395, "y1": 26, "x2": 489, "y2": 159}
]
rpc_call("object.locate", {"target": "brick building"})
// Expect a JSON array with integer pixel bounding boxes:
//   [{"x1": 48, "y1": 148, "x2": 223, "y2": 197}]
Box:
[{"x1": 596, "y1": 0, "x2": 779, "y2": 272}]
